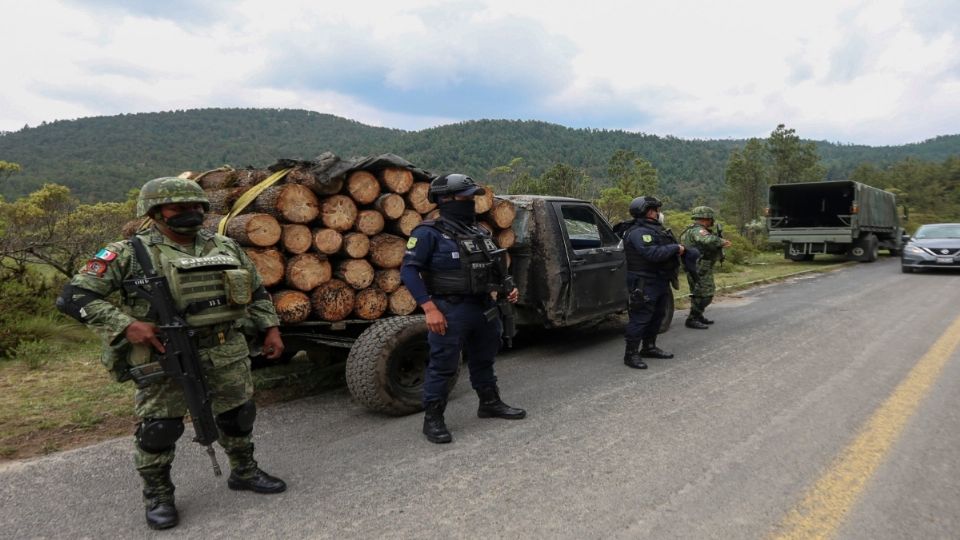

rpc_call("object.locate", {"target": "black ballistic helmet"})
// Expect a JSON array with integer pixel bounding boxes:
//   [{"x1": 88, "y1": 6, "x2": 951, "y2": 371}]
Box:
[
  {"x1": 629, "y1": 196, "x2": 662, "y2": 218},
  {"x1": 428, "y1": 173, "x2": 486, "y2": 203}
]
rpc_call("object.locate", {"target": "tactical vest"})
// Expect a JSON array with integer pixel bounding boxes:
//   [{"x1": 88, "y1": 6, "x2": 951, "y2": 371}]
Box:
[
  {"x1": 624, "y1": 221, "x2": 680, "y2": 276},
  {"x1": 142, "y1": 236, "x2": 251, "y2": 327},
  {"x1": 421, "y1": 220, "x2": 501, "y2": 296}
]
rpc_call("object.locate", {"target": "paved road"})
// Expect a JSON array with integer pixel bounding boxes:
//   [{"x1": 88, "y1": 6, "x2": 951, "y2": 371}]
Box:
[{"x1": 2, "y1": 257, "x2": 959, "y2": 539}]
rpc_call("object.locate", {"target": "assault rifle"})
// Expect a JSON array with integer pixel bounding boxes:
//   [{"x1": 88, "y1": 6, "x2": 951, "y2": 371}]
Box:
[
  {"x1": 492, "y1": 262, "x2": 518, "y2": 348},
  {"x1": 716, "y1": 223, "x2": 726, "y2": 266},
  {"x1": 124, "y1": 237, "x2": 222, "y2": 476}
]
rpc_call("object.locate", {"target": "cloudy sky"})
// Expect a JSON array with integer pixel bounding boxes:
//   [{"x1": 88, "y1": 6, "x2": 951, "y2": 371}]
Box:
[{"x1": 2, "y1": 0, "x2": 958, "y2": 145}]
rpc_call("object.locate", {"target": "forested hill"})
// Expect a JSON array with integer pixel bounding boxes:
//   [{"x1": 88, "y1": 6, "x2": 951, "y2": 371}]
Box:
[{"x1": 1, "y1": 108, "x2": 958, "y2": 206}]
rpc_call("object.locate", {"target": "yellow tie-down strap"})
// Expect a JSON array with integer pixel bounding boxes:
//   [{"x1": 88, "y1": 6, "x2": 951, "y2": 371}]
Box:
[{"x1": 218, "y1": 168, "x2": 293, "y2": 235}]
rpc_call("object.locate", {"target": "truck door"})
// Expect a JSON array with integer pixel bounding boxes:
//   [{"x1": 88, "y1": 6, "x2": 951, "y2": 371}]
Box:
[{"x1": 552, "y1": 201, "x2": 627, "y2": 323}]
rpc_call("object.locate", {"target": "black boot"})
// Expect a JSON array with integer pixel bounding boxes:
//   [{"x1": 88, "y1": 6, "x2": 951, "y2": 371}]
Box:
[
  {"x1": 225, "y1": 444, "x2": 287, "y2": 494},
  {"x1": 623, "y1": 342, "x2": 647, "y2": 369},
  {"x1": 685, "y1": 317, "x2": 709, "y2": 329},
  {"x1": 141, "y1": 465, "x2": 179, "y2": 530},
  {"x1": 423, "y1": 399, "x2": 452, "y2": 444},
  {"x1": 640, "y1": 339, "x2": 674, "y2": 359},
  {"x1": 698, "y1": 314, "x2": 714, "y2": 325},
  {"x1": 476, "y1": 386, "x2": 526, "y2": 419}
]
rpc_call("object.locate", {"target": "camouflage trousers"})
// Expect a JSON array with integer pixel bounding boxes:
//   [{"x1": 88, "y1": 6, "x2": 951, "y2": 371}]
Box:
[
  {"x1": 686, "y1": 262, "x2": 716, "y2": 319},
  {"x1": 133, "y1": 356, "x2": 253, "y2": 471}
]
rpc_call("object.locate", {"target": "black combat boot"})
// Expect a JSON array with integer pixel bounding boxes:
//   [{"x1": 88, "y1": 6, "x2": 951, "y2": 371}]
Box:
[
  {"x1": 476, "y1": 386, "x2": 526, "y2": 419},
  {"x1": 685, "y1": 317, "x2": 709, "y2": 329},
  {"x1": 623, "y1": 342, "x2": 647, "y2": 369},
  {"x1": 698, "y1": 314, "x2": 714, "y2": 325},
  {"x1": 640, "y1": 338, "x2": 674, "y2": 359},
  {"x1": 140, "y1": 465, "x2": 179, "y2": 530},
  {"x1": 225, "y1": 444, "x2": 287, "y2": 494},
  {"x1": 423, "y1": 399, "x2": 452, "y2": 443}
]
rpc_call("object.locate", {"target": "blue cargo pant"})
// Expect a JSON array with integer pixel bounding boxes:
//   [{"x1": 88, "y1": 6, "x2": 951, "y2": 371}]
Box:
[
  {"x1": 423, "y1": 297, "x2": 501, "y2": 405},
  {"x1": 624, "y1": 274, "x2": 670, "y2": 345}
]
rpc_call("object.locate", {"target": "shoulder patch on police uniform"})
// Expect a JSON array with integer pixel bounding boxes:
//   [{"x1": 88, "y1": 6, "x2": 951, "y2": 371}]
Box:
[
  {"x1": 642, "y1": 234, "x2": 653, "y2": 243},
  {"x1": 406, "y1": 237, "x2": 418, "y2": 249}
]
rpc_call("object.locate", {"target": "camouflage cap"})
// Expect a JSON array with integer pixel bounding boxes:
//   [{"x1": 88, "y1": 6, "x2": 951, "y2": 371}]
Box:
[
  {"x1": 691, "y1": 206, "x2": 716, "y2": 220},
  {"x1": 136, "y1": 177, "x2": 210, "y2": 217}
]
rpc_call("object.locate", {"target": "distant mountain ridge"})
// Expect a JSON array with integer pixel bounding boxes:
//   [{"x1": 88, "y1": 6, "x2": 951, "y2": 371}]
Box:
[{"x1": 1, "y1": 108, "x2": 958, "y2": 207}]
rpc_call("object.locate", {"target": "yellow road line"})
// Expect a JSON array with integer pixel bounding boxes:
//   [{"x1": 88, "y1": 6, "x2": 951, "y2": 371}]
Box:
[{"x1": 772, "y1": 314, "x2": 960, "y2": 540}]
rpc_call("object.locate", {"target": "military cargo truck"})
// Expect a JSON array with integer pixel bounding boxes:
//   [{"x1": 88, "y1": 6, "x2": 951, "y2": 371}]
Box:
[
  {"x1": 766, "y1": 180, "x2": 903, "y2": 262},
  {"x1": 273, "y1": 195, "x2": 673, "y2": 415}
]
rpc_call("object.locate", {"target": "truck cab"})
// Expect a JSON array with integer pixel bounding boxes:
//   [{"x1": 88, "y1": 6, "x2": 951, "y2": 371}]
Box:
[{"x1": 505, "y1": 195, "x2": 628, "y2": 328}]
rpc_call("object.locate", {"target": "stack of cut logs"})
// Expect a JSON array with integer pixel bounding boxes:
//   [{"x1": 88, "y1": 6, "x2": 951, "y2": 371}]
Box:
[{"x1": 166, "y1": 163, "x2": 517, "y2": 325}]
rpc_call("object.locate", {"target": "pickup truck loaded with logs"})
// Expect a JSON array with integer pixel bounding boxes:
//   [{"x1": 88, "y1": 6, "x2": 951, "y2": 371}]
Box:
[{"x1": 163, "y1": 153, "x2": 673, "y2": 415}]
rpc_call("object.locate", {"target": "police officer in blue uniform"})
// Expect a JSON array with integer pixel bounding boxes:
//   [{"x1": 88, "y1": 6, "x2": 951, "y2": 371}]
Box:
[
  {"x1": 621, "y1": 196, "x2": 685, "y2": 369},
  {"x1": 400, "y1": 173, "x2": 525, "y2": 444}
]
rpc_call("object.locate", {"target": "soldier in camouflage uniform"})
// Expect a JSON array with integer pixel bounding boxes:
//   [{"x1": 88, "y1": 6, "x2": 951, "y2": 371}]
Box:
[
  {"x1": 679, "y1": 206, "x2": 732, "y2": 329},
  {"x1": 56, "y1": 177, "x2": 287, "y2": 530}
]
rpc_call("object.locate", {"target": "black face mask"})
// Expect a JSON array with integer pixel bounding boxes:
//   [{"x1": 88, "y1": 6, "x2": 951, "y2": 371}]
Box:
[
  {"x1": 439, "y1": 200, "x2": 476, "y2": 223},
  {"x1": 163, "y1": 210, "x2": 204, "y2": 235}
]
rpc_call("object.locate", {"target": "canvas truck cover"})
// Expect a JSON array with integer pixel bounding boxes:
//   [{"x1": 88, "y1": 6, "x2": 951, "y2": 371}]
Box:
[{"x1": 768, "y1": 180, "x2": 899, "y2": 232}]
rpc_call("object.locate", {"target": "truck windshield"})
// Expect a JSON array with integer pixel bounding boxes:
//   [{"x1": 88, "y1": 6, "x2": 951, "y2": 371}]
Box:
[{"x1": 915, "y1": 224, "x2": 960, "y2": 239}]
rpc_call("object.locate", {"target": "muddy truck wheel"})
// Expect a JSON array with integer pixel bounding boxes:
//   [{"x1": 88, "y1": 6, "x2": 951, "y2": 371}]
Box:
[
  {"x1": 659, "y1": 293, "x2": 675, "y2": 334},
  {"x1": 345, "y1": 315, "x2": 458, "y2": 415}
]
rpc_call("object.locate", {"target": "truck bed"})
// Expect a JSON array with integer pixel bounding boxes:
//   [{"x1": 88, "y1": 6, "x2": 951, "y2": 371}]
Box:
[
  {"x1": 768, "y1": 180, "x2": 899, "y2": 232},
  {"x1": 768, "y1": 182, "x2": 856, "y2": 228}
]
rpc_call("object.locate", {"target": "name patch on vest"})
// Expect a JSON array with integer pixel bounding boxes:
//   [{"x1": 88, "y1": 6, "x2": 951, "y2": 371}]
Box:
[{"x1": 172, "y1": 255, "x2": 240, "y2": 270}]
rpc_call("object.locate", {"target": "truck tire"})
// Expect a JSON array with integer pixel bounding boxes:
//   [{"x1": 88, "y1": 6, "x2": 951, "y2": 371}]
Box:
[
  {"x1": 866, "y1": 234, "x2": 879, "y2": 262},
  {"x1": 659, "y1": 293, "x2": 675, "y2": 334},
  {"x1": 849, "y1": 234, "x2": 878, "y2": 262},
  {"x1": 784, "y1": 244, "x2": 813, "y2": 261},
  {"x1": 345, "y1": 315, "x2": 458, "y2": 416}
]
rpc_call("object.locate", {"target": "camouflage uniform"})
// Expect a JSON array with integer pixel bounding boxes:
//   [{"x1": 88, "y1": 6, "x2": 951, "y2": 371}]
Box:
[
  {"x1": 68, "y1": 225, "x2": 278, "y2": 466},
  {"x1": 58, "y1": 177, "x2": 284, "y2": 529},
  {"x1": 680, "y1": 207, "x2": 725, "y2": 324}
]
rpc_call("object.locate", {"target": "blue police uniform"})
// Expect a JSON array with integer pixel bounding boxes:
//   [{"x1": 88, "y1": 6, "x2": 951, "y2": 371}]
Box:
[
  {"x1": 622, "y1": 217, "x2": 682, "y2": 365},
  {"x1": 400, "y1": 221, "x2": 501, "y2": 404}
]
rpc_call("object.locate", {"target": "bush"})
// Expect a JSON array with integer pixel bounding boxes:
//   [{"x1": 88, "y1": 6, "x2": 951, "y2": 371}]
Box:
[
  {"x1": 720, "y1": 227, "x2": 758, "y2": 266},
  {"x1": 0, "y1": 267, "x2": 91, "y2": 358},
  {"x1": 11, "y1": 339, "x2": 64, "y2": 369}
]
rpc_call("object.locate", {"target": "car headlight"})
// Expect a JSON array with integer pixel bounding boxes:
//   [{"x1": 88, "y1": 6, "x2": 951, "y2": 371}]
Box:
[{"x1": 904, "y1": 245, "x2": 926, "y2": 255}]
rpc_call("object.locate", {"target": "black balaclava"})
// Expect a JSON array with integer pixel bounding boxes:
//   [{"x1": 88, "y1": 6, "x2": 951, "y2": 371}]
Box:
[{"x1": 438, "y1": 198, "x2": 476, "y2": 223}]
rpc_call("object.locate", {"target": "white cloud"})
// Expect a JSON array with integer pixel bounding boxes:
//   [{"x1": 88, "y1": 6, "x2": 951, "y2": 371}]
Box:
[{"x1": 0, "y1": 0, "x2": 957, "y2": 144}]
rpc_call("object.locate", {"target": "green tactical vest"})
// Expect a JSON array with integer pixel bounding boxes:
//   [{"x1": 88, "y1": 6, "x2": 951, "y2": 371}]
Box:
[{"x1": 152, "y1": 241, "x2": 251, "y2": 327}]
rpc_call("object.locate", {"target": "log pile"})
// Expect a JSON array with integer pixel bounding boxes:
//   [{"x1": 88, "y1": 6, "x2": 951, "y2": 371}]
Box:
[{"x1": 161, "y1": 155, "x2": 518, "y2": 325}]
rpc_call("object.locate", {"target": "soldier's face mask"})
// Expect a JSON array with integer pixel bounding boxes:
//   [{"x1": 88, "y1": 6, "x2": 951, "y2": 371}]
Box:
[
  {"x1": 439, "y1": 198, "x2": 476, "y2": 223},
  {"x1": 162, "y1": 210, "x2": 204, "y2": 235}
]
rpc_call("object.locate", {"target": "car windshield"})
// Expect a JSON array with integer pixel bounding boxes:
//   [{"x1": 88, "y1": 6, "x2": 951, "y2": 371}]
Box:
[{"x1": 915, "y1": 224, "x2": 960, "y2": 239}]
